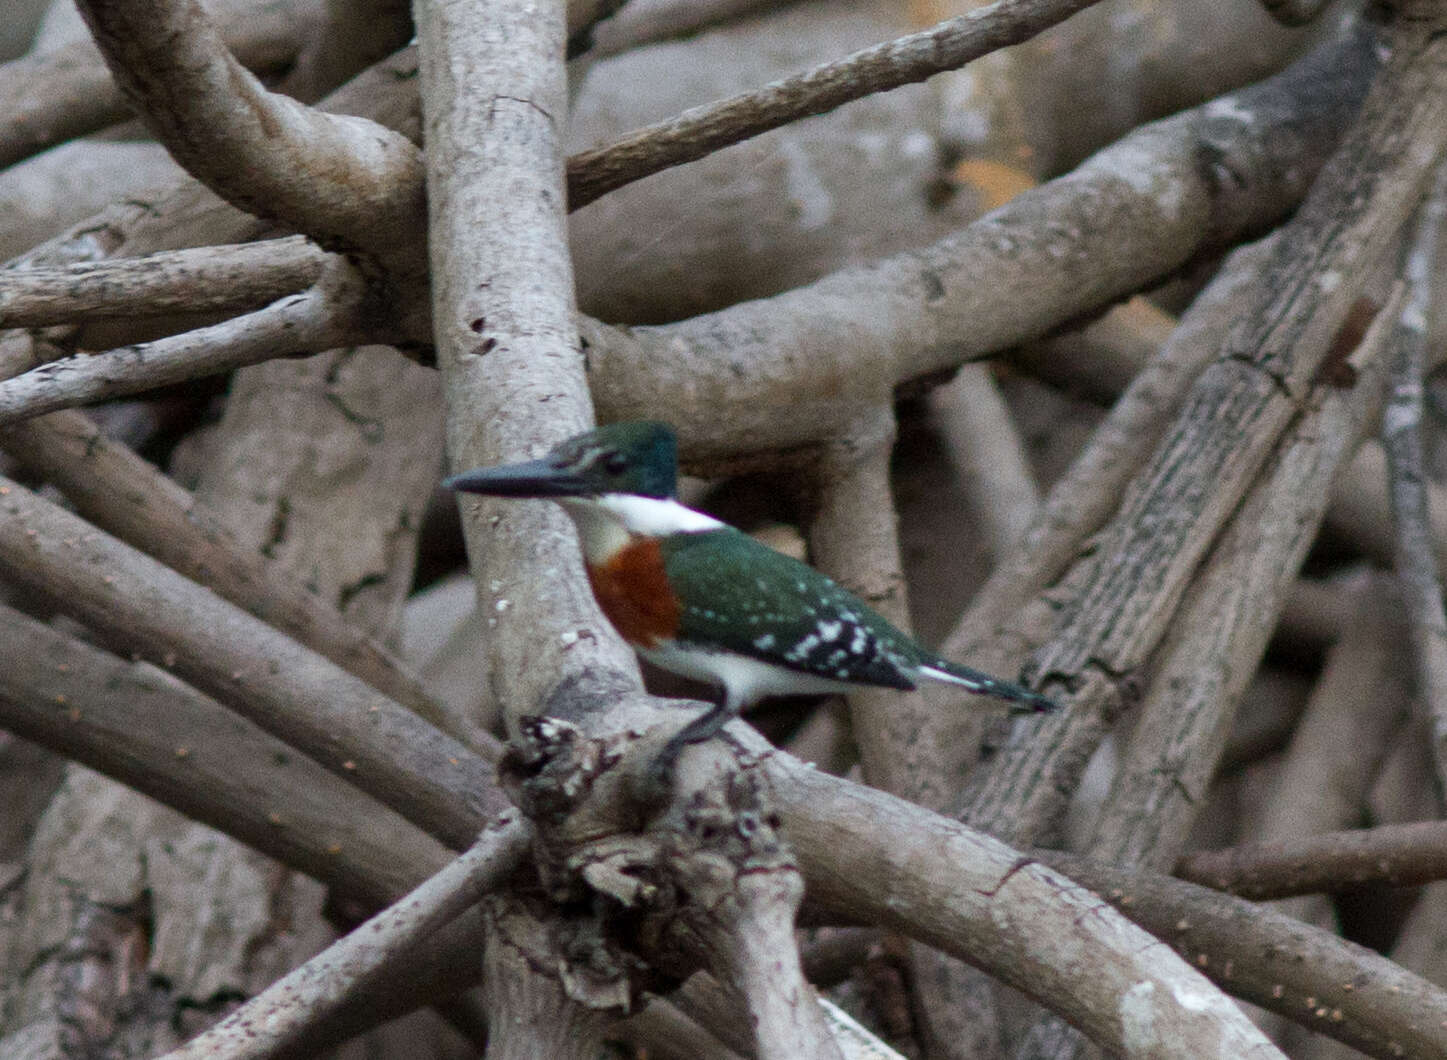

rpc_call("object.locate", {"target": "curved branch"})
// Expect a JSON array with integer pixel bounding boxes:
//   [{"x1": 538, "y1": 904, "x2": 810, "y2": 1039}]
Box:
[
  {"x1": 74, "y1": 0, "x2": 427, "y2": 272},
  {"x1": 0, "y1": 0, "x2": 320, "y2": 171}
]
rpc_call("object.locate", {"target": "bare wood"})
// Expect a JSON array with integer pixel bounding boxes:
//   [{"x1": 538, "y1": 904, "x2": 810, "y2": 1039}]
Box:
[
  {"x1": 157, "y1": 817, "x2": 533, "y2": 1060},
  {"x1": 1176, "y1": 819, "x2": 1447, "y2": 898},
  {"x1": 1082, "y1": 291, "x2": 1398, "y2": 870},
  {"x1": 1045, "y1": 852, "x2": 1447, "y2": 1060},
  {"x1": 0, "y1": 408, "x2": 492, "y2": 752},
  {"x1": 566, "y1": 0, "x2": 1110, "y2": 208},
  {"x1": 582, "y1": 22, "x2": 1378, "y2": 458},
  {"x1": 0, "y1": 0, "x2": 321, "y2": 171},
  {"x1": 962, "y1": 12, "x2": 1447, "y2": 848},
  {"x1": 767, "y1": 753, "x2": 1284, "y2": 1057},
  {"x1": 418, "y1": 0, "x2": 644, "y2": 736},
  {"x1": 0, "y1": 237, "x2": 327, "y2": 328},
  {"x1": 1383, "y1": 161, "x2": 1447, "y2": 797},
  {"x1": 928, "y1": 362, "x2": 1041, "y2": 564},
  {"x1": 0, "y1": 474, "x2": 502, "y2": 848},
  {"x1": 73, "y1": 0, "x2": 428, "y2": 275},
  {"x1": 0, "y1": 600, "x2": 452, "y2": 909},
  {"x1": 0, "y1": 256, "x2": 377, "y2": 427}
]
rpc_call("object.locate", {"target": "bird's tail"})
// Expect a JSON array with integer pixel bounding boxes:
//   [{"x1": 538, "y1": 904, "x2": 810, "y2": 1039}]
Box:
[{"x1": 917, "y1": 659, "x2": 1058, "y2": 715}]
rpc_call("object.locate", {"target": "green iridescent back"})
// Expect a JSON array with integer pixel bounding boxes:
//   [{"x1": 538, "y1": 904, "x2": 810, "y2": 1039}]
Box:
[{"x1": 658, "y1": 528, "x2": 919, "y2": 689}]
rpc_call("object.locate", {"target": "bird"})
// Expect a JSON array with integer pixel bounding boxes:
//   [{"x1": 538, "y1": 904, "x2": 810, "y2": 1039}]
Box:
[{"x1": 445, "y1": 420, "x2": 1057, "y2": 782}]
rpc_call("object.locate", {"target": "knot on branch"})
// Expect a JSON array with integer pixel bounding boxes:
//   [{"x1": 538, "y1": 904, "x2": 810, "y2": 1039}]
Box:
[{"x1": 497, "y1": 714, "x2": 805, "y2": 996}]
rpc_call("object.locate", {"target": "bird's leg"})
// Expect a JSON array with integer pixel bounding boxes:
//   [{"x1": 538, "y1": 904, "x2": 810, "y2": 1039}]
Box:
[{"x1": 644, "y1": 691, "x2": 738, "y2": 798}]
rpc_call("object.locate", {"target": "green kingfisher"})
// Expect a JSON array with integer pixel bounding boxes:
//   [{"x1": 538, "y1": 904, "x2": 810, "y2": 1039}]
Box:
[{"x1": 446, "y1": 421, "x2": 1057, "y2": 776}]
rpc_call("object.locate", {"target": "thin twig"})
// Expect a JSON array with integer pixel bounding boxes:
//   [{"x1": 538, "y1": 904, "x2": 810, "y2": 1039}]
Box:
[
  {"x1": 1383, "y1": 159, "x2": 1447, "y2": 799},
  {"x1": 157, "y1": 817, "x2": 533, "y2": 1060},
  {"x1": 566, "y1": 0, "x2": 1109, "y2": 208}
]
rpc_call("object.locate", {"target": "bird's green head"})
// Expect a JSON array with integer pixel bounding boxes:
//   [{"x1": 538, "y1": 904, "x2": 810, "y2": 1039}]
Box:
[{"x1": 444, "y1": 420, "x2": 679, "y2": 501}]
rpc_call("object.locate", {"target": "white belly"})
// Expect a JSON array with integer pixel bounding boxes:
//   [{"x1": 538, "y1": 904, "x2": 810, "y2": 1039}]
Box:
[{"x1": 638, "y1": 640, "x2": 857, "y2": 710}]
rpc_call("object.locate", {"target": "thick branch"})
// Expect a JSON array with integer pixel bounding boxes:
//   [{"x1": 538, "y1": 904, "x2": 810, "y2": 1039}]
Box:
[
  {"x1": 74, "y1": 0, "x2": 427, "y2": 273},
  {"x1": 0, "y1": 408, "x2": 489, "y2": 751},
  {"x1": 962, "y1": 10, "x2": 1447, "y2": 848},
  {"x1": 419, "y1": 0, "x2": 642, "y2": 736},
  {"x1": 1046, "y1": 852, "x2": 1447, "y2": 1060}
]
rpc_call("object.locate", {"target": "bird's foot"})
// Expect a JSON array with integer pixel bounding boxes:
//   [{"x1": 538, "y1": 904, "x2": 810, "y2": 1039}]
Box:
[
  {"x1": 1008, "y1": 690, "x2": 1060, "y2": 716},
  {"x1": 639, "y1": 702, "x2": 734, "y2": 807}
]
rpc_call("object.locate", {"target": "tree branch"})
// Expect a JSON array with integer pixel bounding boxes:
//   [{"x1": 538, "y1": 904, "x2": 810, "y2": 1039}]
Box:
[
  {"x1": 0, "y1": 407, "x2": 490, "y2": 751},
  {"x1": 0, "y1": 237, "x2": 327, "y2": 329},
  {"x1": 1176, "y1": 819, "x2": 1447, "y2": 899},
  {"x1": 1384, "y1": 159, "x2": 1447, "y2": 799},
  {"x1": 0, "y1": 255, "x2": 378, "y2": 427},
  {"x1": 0, "y1": 473, "x2": 503, "y2": 848},
  {"x1": 0, "y1": 599, "x2": 451, "y2": 909},
  {"x1": 566, "y1": 0, "x2": 1110, "y2": 208},
  {"x1": 0, "y1": 0, "x2": 321, "y2": 171},
  {"x1": 73, "y1": 0, "x2": 427, "y2": 274}
]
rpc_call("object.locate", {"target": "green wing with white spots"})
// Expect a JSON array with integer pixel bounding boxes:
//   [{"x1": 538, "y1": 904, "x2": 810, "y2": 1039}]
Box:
[{"x1": 657, "y1": 528, "x2": 919, "y2": 689}]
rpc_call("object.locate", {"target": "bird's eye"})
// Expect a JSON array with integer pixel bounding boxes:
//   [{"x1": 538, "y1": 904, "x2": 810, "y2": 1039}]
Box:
[{"x1": 603, "y1": 452, "x2": 627, "y2": 474}]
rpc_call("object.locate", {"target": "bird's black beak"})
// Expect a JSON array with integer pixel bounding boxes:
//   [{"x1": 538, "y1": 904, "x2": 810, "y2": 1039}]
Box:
[{"x1": 443, "y1": 459, "x2": 591, "y2": 498}]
